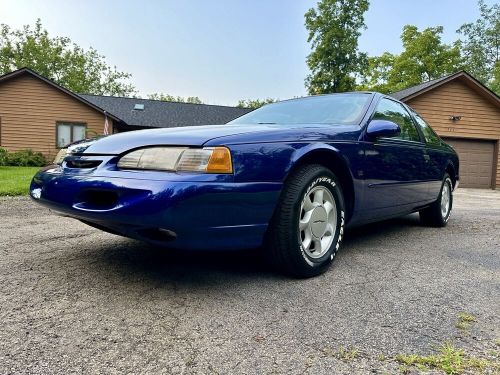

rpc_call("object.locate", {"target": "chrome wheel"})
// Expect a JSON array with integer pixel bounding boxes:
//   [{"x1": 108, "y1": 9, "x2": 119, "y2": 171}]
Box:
[
  {"x1": 299, "y1": 186, "x2": 337, "y2": 259},
  {"x1": 441, "y1": 181, "x2": 451, "y2": 218}
]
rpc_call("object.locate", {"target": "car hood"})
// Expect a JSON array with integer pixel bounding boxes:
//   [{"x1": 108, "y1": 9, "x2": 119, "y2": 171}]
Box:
[{"x1": 78, "y1": 123, "x2": 360, "y2": 155}]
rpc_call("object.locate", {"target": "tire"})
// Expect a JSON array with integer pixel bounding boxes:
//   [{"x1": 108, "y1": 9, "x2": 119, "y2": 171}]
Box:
[
  {"x1": 419, "y1": 173, "x2": 453, "y2": 227},
  {"x1": 266, "y1": 164, "x2": 346, "y2": 278}
]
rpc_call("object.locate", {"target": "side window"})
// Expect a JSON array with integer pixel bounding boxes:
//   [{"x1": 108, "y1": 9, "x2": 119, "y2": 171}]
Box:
[
  {"x1": 411, "y1": 111, "x2": 441, "y2": 145},
  {"x1": 372, "y1": 98, "x2": 420, "y2": 142}
]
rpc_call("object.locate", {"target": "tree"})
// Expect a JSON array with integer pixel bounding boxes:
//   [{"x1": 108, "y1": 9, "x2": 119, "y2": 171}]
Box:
[
  {"x1": 361, "y1": 26, "x2": 462, "y2": 93},
  {"x1": 147, "y1": 93, "x2": 203, "y2": 104},
  {"x1": 457, "y1": 0, "x2": 499, "y2": 94},
  {"x1": 361, "y1": 52, "x2": 397, "y2": 93},
  {"x1": 304, "y1": 0, "x2": 369, "y2": 94},
  {"x1": 493, "y1": 64, "x2": 500, "y2": 95},
  {"x1": 237, "y1": 98, "x2": 277, "y2": 109},
  {"x1": 0, "y1": 19, "x2": 136, "y2": 96}
]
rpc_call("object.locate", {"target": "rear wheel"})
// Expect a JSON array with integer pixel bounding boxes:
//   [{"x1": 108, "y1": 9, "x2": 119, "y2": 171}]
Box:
[
  {"x1": 266, "y1": 165, "x2": 345, "y2": 278},
  {"x1": 419, "y1": 173, "x2": 453, "y2": 227}
]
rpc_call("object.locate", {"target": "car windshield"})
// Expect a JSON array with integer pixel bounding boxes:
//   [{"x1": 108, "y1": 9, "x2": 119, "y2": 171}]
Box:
[{"x1": 229, "y1": 93, "x2": 372, "y2": 125}]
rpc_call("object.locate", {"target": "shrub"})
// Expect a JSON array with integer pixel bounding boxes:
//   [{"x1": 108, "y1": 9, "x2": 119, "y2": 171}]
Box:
[
  {"x1": 1, "y1": 149, "x2": 47, "y2": 167},
  {"x1": 0, "y1": 147, "x2": 7, "y2": 165}
]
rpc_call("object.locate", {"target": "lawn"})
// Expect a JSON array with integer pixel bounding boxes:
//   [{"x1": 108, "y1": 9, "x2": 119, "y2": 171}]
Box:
[{"x1": 0, "y1": 166, "x2": 40, "y2": 196}]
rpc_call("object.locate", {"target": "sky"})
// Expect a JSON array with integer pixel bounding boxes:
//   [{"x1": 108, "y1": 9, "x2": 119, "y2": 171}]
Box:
[{"x1": 0, "y1": 0, "x2": 495, "y2": 105}]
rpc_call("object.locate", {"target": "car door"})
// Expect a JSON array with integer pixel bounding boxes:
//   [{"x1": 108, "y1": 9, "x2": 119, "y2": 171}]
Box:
[
  {"x1": 410, "y1": 109, "x2": 447, "y2": 200},
  {"x1": 361, "y1": 98, "x2": 428, "y2": 219}
]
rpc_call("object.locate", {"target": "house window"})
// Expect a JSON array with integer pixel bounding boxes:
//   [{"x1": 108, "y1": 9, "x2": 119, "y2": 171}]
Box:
[{"x1": 56, "y1": 123, "x2": 86, "y2": 148}]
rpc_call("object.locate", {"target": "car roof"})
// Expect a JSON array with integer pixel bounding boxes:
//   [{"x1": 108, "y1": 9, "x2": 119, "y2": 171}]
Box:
[{"x1": 269, "y1": 92, "x2": 379, "y2": 105}]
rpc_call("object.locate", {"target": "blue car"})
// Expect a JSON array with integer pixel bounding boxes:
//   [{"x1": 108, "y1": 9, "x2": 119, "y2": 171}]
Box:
[{"x1": 30, "y1": 92, "x2": 459, "y2": 277}]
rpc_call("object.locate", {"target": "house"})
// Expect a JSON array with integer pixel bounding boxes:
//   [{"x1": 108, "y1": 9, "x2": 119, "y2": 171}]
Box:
[
  {"x1": 2, "y1": 67, "x2": 499, "y2": 189},
  {"x1": 0, "y1": 68, "x2": 252, "y2": 160},
  {"x1": 391, "y1": 71, "x2": 500, "y2": 189}
]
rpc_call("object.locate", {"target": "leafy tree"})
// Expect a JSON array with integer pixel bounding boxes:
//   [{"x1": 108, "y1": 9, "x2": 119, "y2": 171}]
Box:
[
  {"x1": 361, "y1": 26, "x2": 462, "y2": 93},
  {"x1": 0, "y1": 19, "x2": 136, "y2": 96},
  {"x1": 361, "y1": 52, "x2": 397, "y2": 93},
  {"x1": 237, "y1": 98, "x2": 278, "y2": 109},
  {"x1": 305, "y1": 0, "x2": 369, "y2": 94},
  {"x1": 493, "y1": 64, "x2": 500, "y2": 95},
  {"x1": 457, "y1": 0, "x2": 499, "y2": 94},
  {"x1": 147, "y1": 93, "x2": 203, "y2": 104}
]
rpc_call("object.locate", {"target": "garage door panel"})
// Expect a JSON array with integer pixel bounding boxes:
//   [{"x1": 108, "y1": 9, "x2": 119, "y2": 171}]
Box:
[{"x1": 442, "y1": 138, "x2": 495, "y2": 189}]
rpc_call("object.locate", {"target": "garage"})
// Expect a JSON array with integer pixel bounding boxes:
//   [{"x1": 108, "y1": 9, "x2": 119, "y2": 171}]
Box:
[
  {"x1": 390, "y1": 71, "x2": 500, "y2": 190},
  {"x1": 442, "y1": 138, "x2": 496, "y2": 189}
]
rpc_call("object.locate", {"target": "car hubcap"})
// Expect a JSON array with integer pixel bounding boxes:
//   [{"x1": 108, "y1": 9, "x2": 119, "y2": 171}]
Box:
[
  {"x1": 299, "y1": 186, "x2": 337, "y2": 259},
  {"x1": 441, "y1": 182, "x2": 451, "y2": 218}
]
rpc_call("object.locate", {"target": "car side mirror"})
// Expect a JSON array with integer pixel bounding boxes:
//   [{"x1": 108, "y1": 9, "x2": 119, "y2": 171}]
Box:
[{"x1": 366, "y1": 119, "x2": 401, "y2": 139}]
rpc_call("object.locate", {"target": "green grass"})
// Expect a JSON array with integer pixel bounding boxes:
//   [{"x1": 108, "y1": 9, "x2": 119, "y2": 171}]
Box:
[
  {"x1": 456, "y1": 312, "x2": 477, "y2": 330},
  {"x1": 338, "y1": 346, "x2": 359, "y2": 361},
  {"x1": 0, "y1": 166, "x2": 40, "y2": 196},
  {"x1": 320, "y1": 345, "x2": 359, "y2": 361},
  {"x1": 395, "y1": 341, "x2": 499, "y2": 374}
]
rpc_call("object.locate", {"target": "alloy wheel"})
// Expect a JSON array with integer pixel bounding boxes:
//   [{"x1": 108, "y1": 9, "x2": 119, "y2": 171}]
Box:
[
  {"x1": 441, "y1": 181, "x2": 451, "y2": 218},
  {"x1": 299, "y1": 186, "x2": 337, "y2": 259}
]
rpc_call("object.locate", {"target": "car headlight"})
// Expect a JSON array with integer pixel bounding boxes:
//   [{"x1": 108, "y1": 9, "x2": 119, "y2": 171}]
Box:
[
  {"x1": 117, "y1": 146, "x2": 233, "y2": 173},
  {"x1": 53, "y1": 148, "x2": 68, "y2": 164}
]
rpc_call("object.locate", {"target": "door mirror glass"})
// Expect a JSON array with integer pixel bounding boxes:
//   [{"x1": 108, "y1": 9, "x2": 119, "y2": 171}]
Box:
[{"x1": 366, "y1": 119, "x2": 401, "y2": 139}]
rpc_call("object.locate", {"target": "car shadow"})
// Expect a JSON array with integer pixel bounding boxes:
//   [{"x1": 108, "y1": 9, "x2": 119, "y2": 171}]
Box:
[
  {"x1": 78, "y1": 213, "x2": 422, "y2": 285},
  {"x1": 100, "y1": 240, "x2": 277, "y2": 281},
  {"x1": 342, "y1": 213, "x2": 421, "y2": 251}
]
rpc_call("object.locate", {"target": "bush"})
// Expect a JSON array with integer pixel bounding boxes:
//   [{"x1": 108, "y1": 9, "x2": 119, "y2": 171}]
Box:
[
  {"x1": 0, "y1": 148, "x2": 7, "y2": 165},
  {"x1": 0, "y1": 149, "x2": 47, "y2": 167}
]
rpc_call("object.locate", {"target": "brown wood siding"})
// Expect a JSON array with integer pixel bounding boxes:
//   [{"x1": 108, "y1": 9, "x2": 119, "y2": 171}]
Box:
[
  {"x1": 405, "y1": 78, "x2": 500, "y2": 189},
  {"x1": 0, "y1": 74, "x2": 113, "y2": 160}
]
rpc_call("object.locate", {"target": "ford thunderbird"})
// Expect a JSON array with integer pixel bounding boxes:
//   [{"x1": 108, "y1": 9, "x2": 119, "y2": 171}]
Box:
[{"x1": 30, "y1": 93, "x2": 459, "y2": 277}]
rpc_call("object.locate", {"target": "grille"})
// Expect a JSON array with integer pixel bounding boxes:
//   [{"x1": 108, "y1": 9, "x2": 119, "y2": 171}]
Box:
[{"x1": 66, "y1": 159, "x2": 102, "y2": 169}]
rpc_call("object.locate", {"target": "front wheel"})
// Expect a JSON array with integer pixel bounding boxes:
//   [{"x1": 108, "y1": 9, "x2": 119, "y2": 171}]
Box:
[
  {"x1": 419, "y1": 173, "x2": 453, "y2": 227},
  {"x1": 266, "y1": 165, "x2": 345, "y2": 278}
]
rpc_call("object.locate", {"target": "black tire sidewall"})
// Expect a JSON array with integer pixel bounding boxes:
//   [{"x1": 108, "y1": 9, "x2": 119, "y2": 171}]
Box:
[
  {"x1": 419, "y1": 173, "x2": 454, "y2": 227},
  {"x1": 275, "y1": 167, "x2": 345, "y2": 275}
]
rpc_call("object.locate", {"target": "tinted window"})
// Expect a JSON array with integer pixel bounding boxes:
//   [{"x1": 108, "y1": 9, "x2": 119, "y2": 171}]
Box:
[
  {"x1": 372, "y1": 99, "x2": 420, "y2": 142},
  {"x1": 411, "y1": 111, "x2": 441, "y2": 145},
  {"x1": 229, "y1": 94, "x2": 371, "y2": 125}
]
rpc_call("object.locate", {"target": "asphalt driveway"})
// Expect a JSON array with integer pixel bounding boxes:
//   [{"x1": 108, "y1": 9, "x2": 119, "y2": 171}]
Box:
[{"x1": 0, "y1": 189, "x2": 499, "y2": 374}]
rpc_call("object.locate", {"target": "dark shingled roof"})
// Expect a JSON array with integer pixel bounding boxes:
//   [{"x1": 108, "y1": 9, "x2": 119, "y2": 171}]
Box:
[
  {"x1": 389, "y1": 73, "x2": 454, "y2": 101},
  {"x1": 78, "y1": 94, "x2": 253, "y2": 128},
  {"x1": 389, "y1": 71, "x2": 500, "y2": 106}
]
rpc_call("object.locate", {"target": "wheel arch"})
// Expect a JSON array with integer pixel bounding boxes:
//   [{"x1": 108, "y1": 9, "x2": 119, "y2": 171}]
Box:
[
  {"x1": 445, "y1": 161, "x2": 458, "y2": 189},
  {"x1": 285, "y1": 145, "x2": 356, "y2": 223}
]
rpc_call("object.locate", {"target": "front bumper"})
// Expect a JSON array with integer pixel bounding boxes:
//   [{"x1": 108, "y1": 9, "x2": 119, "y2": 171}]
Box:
[{"x1": 30, "y1": 166, "x2": 282, "y2": 250}]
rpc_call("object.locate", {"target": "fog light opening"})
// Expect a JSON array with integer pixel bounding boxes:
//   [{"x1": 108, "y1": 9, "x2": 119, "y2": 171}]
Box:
[
  {"x1": 76, "y1": 189, "x2": 119, "y2": 210},
  {"x1": 137, "y1": 228, "x2": 177, "y2": 242}
]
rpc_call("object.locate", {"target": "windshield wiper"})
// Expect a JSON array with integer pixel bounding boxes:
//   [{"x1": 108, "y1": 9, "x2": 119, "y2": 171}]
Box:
[{"x1": 257, "y1": 122, "x2": 277, "y2": 124}]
